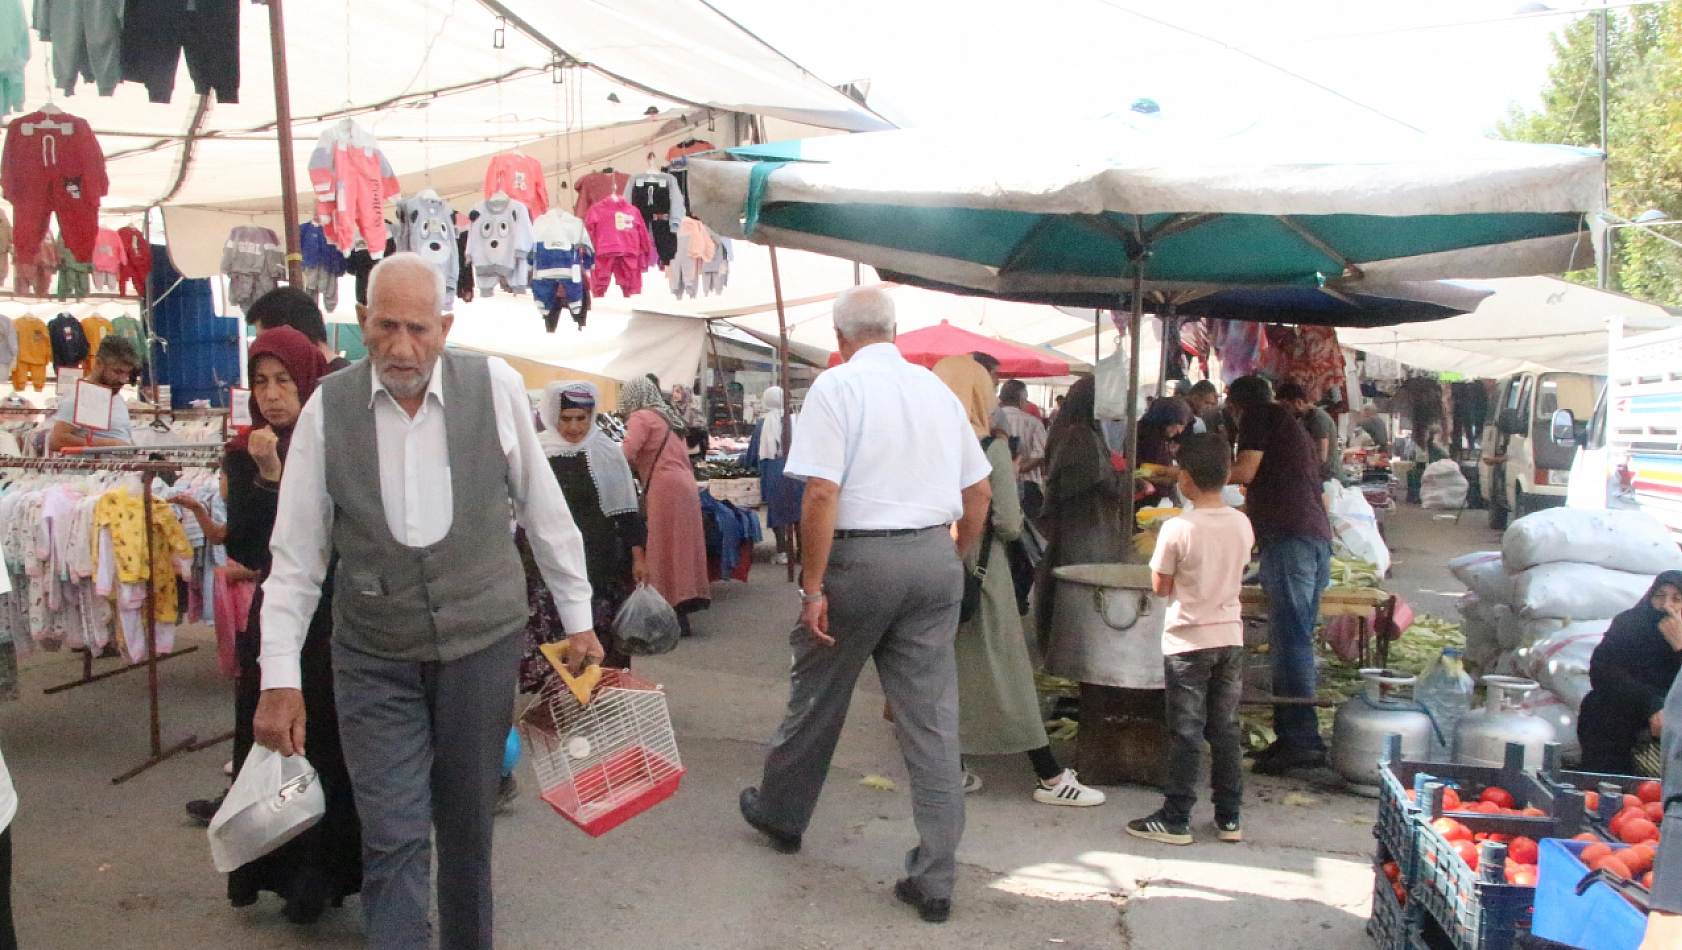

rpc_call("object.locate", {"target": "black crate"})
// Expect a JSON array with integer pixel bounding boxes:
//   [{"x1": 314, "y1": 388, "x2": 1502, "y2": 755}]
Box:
[
  {"x1": 1532, "y1": 749, "x2": 1651, "y2": 839},
  {"x1": 1371, "y1": 849, "x2": 1417, "y2": 950}
]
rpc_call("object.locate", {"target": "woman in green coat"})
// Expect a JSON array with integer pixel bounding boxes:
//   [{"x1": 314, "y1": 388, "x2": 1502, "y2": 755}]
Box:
[{"x1": 933, "y1": 355, "x2": 1105, "y2": 807}]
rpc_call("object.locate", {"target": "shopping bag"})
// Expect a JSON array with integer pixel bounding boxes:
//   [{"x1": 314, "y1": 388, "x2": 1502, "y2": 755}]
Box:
[
  {"x1": 1326, "y1": 482, "x2": 1391, "y2": 576},
  {"x1": 614, "y1": 584, "x2": 682, "y2": 656},
  {"x1": 207, "y1": 745, "x2": 325, "y2": 873}
]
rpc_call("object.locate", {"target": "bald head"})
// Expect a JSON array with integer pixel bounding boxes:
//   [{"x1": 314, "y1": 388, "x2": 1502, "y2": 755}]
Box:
[
  {"x1": 367, "y1": 252, "x2": 446, "y2": 315},
  {"x1": 356, "y1": 252, "x2": 453, "y2": 403},
  {"x1": 834, "y1": 285, "x2": 896, "y2": 343}
]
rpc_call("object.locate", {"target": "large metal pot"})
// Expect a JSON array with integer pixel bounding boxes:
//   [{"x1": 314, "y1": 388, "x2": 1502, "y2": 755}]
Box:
[
  {"x1": 1045, "y1": 564, "x2": 1165, "y2": 689},
  {"x1": 1331, "y1": 669, "x2": 1435, "y2": 787},
  {"x1": 1454, "y1": 675, "x2": 1556, "y2": 770}
]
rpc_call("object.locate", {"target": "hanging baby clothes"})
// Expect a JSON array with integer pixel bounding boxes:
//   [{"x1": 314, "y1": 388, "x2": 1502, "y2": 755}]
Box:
[
  {"x1": 1179, "y1": 317, "x2": 1211, "y2": 380},
  {"x1": 0, "y1": 0, "x2": 26, "y2": 120},
  {"x1": 34, "y1": 0, "x2": 124, "y2": 97},
  {"x1": 466, "y1": 195, "x2": 534, "y2": 296},
  {"x1": 572, "y1": 169, "x2": 628, "y2": 219},
  {"x1": 627, "y1": 171, "x2": 685, "y2": 268},
  {"x1": 115, "y1": 225, "x2": 149, "y2": 295},
  {"x1": 584, "y1": 194, "x2": 653, "y2": 298},
  {"x1": 298, "y1": 221, "x2": 345, "y2": 313},
  {"x1": 0, "y1": 315, "x2": 14, "y2": 380},
  {"x1": 308, "y1": 119, "x2": 399, "y2": 256},
  {"x1": 484, "y1": 153, "x2": 548, "y2": 217},
  {"x1": 702, "y1": 235, "x2": 732, "y2": 295},
  {"x1": 220, "y1": 225, "x2": 285, "y2": 312},
  {"x1": 90, "y1": 226, "x2": 122, "y2": 291},
  {"x1": 109, "y1": 314, "x2": 143, "y2": 364},
  {"x1": 394, "y1": 194, "x2": 460, "y2": 310},
  {"x1": 53, "y1": 238, "x2": 89, "y2": 299},
  {"x1": 119, "y1": 0, "x2": 239, "y2": 104},
  {"x1": 454, "y1": 228, "x2": 473, "y2": 304},
  {"x1": 346, "y1": 236, "x2": 396, "y2": 307},
  {"x1": 80, "y1": 313, "x2": 110, "y2": 357},
  {"x1": 529, "y1": 210, "x2": 593, "y2": 332},
  {"x1": 1211, "y1": 319, "x2": 1266, "y2": 386},
  {"x1": 0, "y1": 206, "x2": 9, "y2": 284},
  {"x1": 46, "y1": 311, "x2": 86, "y2": 368},
  {"x1": 10, "y1": 315, "x2": 47, "y2": 391},
  {"x1": 667, "y1": 217, "x2": 715, "y2": 300},
  {"x1": 1, "y1": 107, "x2": 107, "y2": 262},
  {"x1": 9, "y1": 233, "x2": 52, "y2": 295}
]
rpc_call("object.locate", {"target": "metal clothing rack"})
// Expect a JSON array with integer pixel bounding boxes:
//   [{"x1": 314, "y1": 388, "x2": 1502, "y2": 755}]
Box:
[{"x1": 0, "y1": 455, "x2": 213, "y2": 783}]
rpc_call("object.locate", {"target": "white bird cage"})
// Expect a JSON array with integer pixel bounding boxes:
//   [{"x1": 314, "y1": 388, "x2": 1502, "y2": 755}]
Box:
[{"x1": 518, "y1": 669, "x2": 684, "y2": 836}]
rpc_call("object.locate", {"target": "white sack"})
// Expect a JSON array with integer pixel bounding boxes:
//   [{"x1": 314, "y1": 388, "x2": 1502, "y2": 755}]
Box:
[
  {"x1": 1327, "y1": 482, "x2": 1391, "y2": 575},
  {"x1": 1420, "y1": 459, "x2": 1468, "y2": 510},
  {"x1": 1516, "y1": 621, "x2": 1609, "y2": 711},
  {"x1": 208, "y1": 747, "x2": 326, "y2": 874},
  {"x1": 1450, "y1": 551, "x2": 1514, "y2": 603},
  {"x1": 1517, "y1": 687, "x2": 1580, "y2": 759},
  {"x1": 1094, "y1": 350, "x2": 1131, "y2": 421},
  {"x1": 1503, "y1": 507, "x2": 1682, "y2": 575},
  {"x1": 1460, "y1": 593, "x2": 1501, "y2": 670},
  {"x1": 1495, "y1": 604, "x2": 1528, "y2": 652},
  {"x1": 1520, "y1": 616, "x2": 1567, "y2": 650},
  {"x1": 1511, "y1": 563, "x2": 1655, "y2": 621}
]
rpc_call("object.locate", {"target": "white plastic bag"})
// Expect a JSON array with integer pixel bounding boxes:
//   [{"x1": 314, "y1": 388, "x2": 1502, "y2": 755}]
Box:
[
  {"x1": 208, "y1": 746, "x2": 325, "y2": 873},
  {"x1": 1419, "y1": 459, "x2": 1468, "y2": 510},
  {"x1": 1515, "y1": 621, "x2": 1609, "y2": 711},
  {"x1": 1326, "y1": 482, "x2": 1390, "y2": 575},
  {"x1": 614, "y1": 584, "x2": 681, "y2": 656},
  {"x1": 1494, "y1": 603, "x2": 1527, "y2": 652},
  {"x1": 1503, "y1": 507, "x2": 1682, "y2": 575},
  {"x1": 1511, "y1": 562, "x2": 1655, "y2": 621},
  {"x1": 1449, "y1": 552, "x2": 1513, "y2": 604},
  {"x1": 1093, "y1": 349, "x2": 1131, "y2": 421}
]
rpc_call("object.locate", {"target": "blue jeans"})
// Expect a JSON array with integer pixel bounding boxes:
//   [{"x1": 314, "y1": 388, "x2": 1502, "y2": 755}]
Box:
[
  {"x1": 1257, "y1": 536, "x2": 1332, "y2": 752},
  {"x1": 1163, "y1": 646, "x2": 1245, "y2": 823}
]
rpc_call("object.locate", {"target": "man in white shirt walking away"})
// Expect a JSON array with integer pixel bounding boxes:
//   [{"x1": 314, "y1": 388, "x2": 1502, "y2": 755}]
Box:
[
  {"x1": 253, "y1": 253, "x2": 601, "y2": 950},
  {"x1": 739, "y1": 285, "x2": 993, "y2": 924}
]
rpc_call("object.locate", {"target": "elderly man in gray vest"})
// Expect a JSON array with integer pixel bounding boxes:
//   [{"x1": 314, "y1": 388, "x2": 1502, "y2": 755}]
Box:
[
  {"x1": 738, "y1": 285, "x2": 992, "y2": 923},
  {"x1": 253, "y1": 253, "x2": 601, "y2": 950}
]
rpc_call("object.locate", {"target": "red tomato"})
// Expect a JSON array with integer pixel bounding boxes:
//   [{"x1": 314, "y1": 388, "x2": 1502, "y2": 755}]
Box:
[
  {"x1": 1481, "y1": 787, "x2": 1516, "y2": 809},
  {"x1": 1442, "y1": 788, "x2": 1462, "y2": 811},
  {"x1": 1433, "y1": 817, "x2": 1473, "y2": 842},
  {"x1": 1509, "y1": 866, "x2": 1538, "y2": 887},
  {"x1": 1394, "y1": 881, "x2": 1408, "y2": 905},
  {"x1": 1487, "y1": 834, "x2": 1512, "y2": 845},
  {"x1": 1452, "y1": 838, "x2": 1480, "y2": 871},
  {"x1": 1599, "y1": 855, "x2": 1633, "y2": 880},
  {"x1": 1621, "y1": 818, "x2": 1660, "y2": 845},
  {"x1": 1522, "y1": 807, "x2": 1547, "y2": 817},
  {"x1": 1574, "y1": 833, "x2": 1601, "y2": 843},
  {"x1": 1626, "y1": 795, "x2": 1645, "y2": 813},
  {"x1": 1585, "y1": 791, "x2": 1602, "y2": 813},
  {"x1": 1639, "y1": 781, "x2": 1663, "y2": 805},
  {"x1": 1646, "y1": 802, "x2": 1666, "y2": 823},
  {"x1": 1508, "y1": 837, "x2": 1539, "y2": 865},
  {"x1": 1645, "y1": 872, "x2": 1655, "y2": 889},
  {"x1": 1621, "y1": 846, "x2": 1655, "y2": 876},
  {"x1": 1612, "y1": 807, "x2": 1644, "y2": 837},
  {"x1": 1582, "y1": 843, "x2": 1613, "y2": 866},
  {"x1": 1383, "y1": 861, "x2": 1401, "y2": 883},
  {"x1": 1406, "y1": 789, "x2": 1417, "y2": 803}
]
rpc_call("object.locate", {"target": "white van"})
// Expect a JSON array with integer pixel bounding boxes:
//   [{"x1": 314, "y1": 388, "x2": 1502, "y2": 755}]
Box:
[
  {"x1": 1567, "y1": 317, "x2": 1682, "y2": 541},
  {"x1": 1480, "y1": 370, "x2": 1606, "y2": 524}
]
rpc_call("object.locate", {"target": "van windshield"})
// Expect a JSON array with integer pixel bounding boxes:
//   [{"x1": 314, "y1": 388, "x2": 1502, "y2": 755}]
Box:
[{"x1": 1535, "y1": 373, "x2": 1604, "y2": 421}]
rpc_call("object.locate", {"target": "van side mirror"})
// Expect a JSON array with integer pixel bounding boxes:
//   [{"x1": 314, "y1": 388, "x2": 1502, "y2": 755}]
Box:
[
  {"x1": 1551, "y1": 409, "x2": 1576, "y2": 446},
  {"x1": 1498, "y1": 408, "x2": 1527, "y2": 435}
]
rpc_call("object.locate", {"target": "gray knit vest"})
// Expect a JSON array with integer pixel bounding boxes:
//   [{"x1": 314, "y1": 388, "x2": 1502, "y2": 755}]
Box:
[{"x1": 320, "y1": 352, "x2": 528, "y2": 663}]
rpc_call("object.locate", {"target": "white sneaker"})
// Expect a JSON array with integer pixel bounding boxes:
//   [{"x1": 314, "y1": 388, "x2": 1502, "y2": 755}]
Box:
[
  {"x1": 223, "y1": 759, "x2": 234, "y2": 777},
  {"x1": 961, "y1": 769, "x2": 984, "y2": 794},
  {"x1": 1033, "y1": 769, "x2": 1105, "y2": 807},
  {"x1": 774, "y1": 553, "x2": 789, "y2": 565}
]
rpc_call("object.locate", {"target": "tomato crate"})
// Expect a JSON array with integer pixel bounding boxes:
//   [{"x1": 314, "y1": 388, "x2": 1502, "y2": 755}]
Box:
[
  {"x1": 1371, "y1": 846, "x2": 1418, "y2": 950},
  {"x1": 1530, "y1": 751, "x2": 1650, "y2": 841},
  {"x1": 1531, "y1": 839, "x2": 1650, "y2": 950}
]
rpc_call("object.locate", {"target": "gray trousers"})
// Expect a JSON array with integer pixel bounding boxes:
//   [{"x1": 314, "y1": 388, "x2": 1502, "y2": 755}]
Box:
[
  {"x1": 757, "y1": 529, "x2": 967, "y2": 900},
  {"x1": 334, "y1": 633, "x2": 522, "y2": 950}
]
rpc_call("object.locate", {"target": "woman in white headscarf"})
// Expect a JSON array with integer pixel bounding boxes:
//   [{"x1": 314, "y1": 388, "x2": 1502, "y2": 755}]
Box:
[
  {"x1": 517, "y1": 381, "x2": 647, "y2": 688},
  {"x1": 619, "y1": 377, "x2": 712, "y2": 633},
  {"x1": 745, "y1": 385, "x2": 804, "y2": 565}
]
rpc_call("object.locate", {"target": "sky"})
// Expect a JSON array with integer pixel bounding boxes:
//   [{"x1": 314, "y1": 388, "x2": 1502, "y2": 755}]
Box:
[{"x1": 708, "y1": 0, "x2": 1590, "y2": 140}]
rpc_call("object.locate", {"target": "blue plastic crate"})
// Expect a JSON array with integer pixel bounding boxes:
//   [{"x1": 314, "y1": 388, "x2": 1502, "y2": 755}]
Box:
[
  {"x1": 1412, "y1": 809, "x2": 1540, "y2": 950},
  {"x1": 1531, "y1": 839, "x2": 1647, "y2": 950}
]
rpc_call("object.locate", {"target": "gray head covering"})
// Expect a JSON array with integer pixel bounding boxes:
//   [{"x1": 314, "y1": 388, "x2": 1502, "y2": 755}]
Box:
[
  {"x1": 620, "y1": 377, "x2": 686, "y2": 434},
  {"x1": 538, "y1": 381, "x2": 639, "y2": 517}
]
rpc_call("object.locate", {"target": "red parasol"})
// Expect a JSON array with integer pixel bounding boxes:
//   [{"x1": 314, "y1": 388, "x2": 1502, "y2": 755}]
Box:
[{"x1": 826, "y1": 320, "x2": 1069, "y2": 378}]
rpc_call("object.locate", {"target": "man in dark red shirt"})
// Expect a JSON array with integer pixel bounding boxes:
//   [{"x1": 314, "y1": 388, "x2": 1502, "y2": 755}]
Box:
[{"x1": 1226, "y1": 375, "x2": 1333, "y2": 774}]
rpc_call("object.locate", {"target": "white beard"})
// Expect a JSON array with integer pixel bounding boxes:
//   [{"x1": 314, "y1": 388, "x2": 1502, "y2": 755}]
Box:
[{"x1": 377, "y1": 364, "x2": 432, "y2": 400}]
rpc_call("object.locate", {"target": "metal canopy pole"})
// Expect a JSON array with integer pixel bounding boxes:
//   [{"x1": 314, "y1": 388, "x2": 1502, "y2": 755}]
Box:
[
  {"x1": 1121, "y1": 262, "x2": 1145, "y2": 541},
  {"x1": 769, "y1": 245, "x2": 797, "y2": 582},
  {"x1": 267, "y1": 0, "x2": 305, "y2": 287}
]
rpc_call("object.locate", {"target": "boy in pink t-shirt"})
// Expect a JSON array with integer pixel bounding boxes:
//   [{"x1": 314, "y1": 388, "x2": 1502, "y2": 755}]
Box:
[{"x1": 1127, "y1": 433, "x2": 1255, "y2": 846}]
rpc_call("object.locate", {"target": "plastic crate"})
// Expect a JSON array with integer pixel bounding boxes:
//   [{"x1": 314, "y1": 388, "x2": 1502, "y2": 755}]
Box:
[
  {"x1": 1531, "y1": 839, "x2": 1647, "y2": 950},
  {"x1": 1372, "y1": 850, "x2": 1417, "y2": 950},
  {"x1": 1532, "y1": 753, "x2": 1652, "y2": 839}
]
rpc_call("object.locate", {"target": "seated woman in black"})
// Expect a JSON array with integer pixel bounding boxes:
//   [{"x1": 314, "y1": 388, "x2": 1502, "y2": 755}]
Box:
[{"x1": 1578, "y1": 571, "x2": 1682, "y2": 775}]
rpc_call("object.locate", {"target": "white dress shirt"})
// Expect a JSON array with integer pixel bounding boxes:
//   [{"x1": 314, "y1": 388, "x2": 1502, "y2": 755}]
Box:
[
  {"x1": 259, "y1": 356, "x2": 593, "y2": 690},
  {"x1": 785, "y1": 342, "x2": 992, "y2": 530}
]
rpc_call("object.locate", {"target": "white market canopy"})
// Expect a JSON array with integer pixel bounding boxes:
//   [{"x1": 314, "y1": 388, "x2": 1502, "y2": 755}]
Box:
[
  {"x1": 1338, "y1": 276, "x2": 1682, "y2": 377},
  {"x1": 11, "y1": 0, "x2": 887, "y2": 273}
]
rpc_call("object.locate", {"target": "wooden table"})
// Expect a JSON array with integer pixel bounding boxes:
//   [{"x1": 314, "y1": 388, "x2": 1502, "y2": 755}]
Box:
[{"x1": 1239, "y1": 585, "x2": 1396, "y2": 706}]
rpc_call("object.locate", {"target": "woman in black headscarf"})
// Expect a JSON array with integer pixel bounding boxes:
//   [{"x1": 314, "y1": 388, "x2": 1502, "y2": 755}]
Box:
[
  {"x1": 1136, "y1": 396, "x2": 1194, "y2": 468},
  {"x1": 1577, "y1": 571, "x2": 1682, "y2": 775}
]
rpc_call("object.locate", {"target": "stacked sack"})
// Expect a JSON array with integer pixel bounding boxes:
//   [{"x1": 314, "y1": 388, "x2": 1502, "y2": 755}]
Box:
[{"x1": 1452, "y1": 508, "x2": 1682, "y2": 758}]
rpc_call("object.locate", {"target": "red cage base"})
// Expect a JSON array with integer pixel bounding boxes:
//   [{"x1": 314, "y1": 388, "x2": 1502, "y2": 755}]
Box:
[{"x1": 539, "y1": 745, "x2": 685, "y2": 837}]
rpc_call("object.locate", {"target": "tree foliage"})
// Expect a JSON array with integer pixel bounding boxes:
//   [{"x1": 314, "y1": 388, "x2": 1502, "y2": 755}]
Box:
[{"x1": 1498, "y1": 3, "x2": 1682, "y2": 303}]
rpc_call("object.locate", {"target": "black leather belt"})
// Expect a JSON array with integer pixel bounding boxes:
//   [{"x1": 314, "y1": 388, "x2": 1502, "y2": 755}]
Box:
[{"x1": 833, "y1": 525, "x2": 946, "y2": 539}]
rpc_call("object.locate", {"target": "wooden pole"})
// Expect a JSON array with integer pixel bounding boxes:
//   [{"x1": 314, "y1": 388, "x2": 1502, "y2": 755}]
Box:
[
  {"x1": 1121, "y1": 269, "x2": 1144, "y2": 540},
  {"x1": 267, "y1": 0, "x2": 305, "y2": 287}
]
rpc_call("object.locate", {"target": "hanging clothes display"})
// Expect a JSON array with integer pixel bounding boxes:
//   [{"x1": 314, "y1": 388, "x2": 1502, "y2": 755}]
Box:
[
  {"x1": 115, "y1": 225, "x2": 148, "y2": 295},
  {"x1": 667, "y1": 217, "x2": 715, "y2": 300},
  {"x1": 0, "y1": 0, "x2": 26, "y2": 120},
  {"x1": 118, "y1": 0, "x2": 239, "y2": 104},
  {"x1": 1211, "y1": 319, "x2": 1268, "y2": 386},
  {"x1": 298, "y1": 221, "x2": 345, "y2": 313},
  {"x1": 529, "y1": 210, "x2": 593, "y2": 332},
  {"x1": 394, "y1": 194, "x2": 460, "y2": 309},
  {"x1": 346, "y1": 236, "x2": 396, "y2": 307},
  {"x1": 0, "y1": 207, "x2": 10, "y2": 284},
  {"x1": 701, "y1": 235, "x2": 732, "y2": 295},
  {"x1": 627, "y1": 171, "x2": 685, "y2": 267},
  {"x1": 10, "y1": 315, "x2": 48, "y2": 391},
  {"x1": 0, "y1": 315, "x2": 14, "y2": 379},
  {"x1": 1, "y1": 107, "x2": 107, "y2": 263},
  {"x1": 308, "y1": 119, "x2": 399, "y2": 256},
  {"x1": 572, "y1": 169, "x2": 628, "y2": 220},
  {"x1": 109, "y1": 313, "x2": 143, "y2": 363},
  {"x1": 466, "y1": 195, "x2": 534, "y2": 296},
  {"x1": 80, "y1": 313, "x2": 110, "y2": 356},
  {"x1": 484, "y1": 152, "x2": 548, "y2": 217},
  {"x1": 454, "y1": 228, "x2": 473, "y2": 304},
  {"x1": 11, "y1": 232, "x2": 54, "y2": 295},
  {"x1": 53, "y1": 238, "x2": 90, "y2": 299},
  {"x1": 584, "y1": 194, "x2": 654, "y2": 298},
  {"x1": 46, "y1": 311, "x2": 87, "y2": 368},
  {"x1": 34, "y1": 0, "x2": 123, "y2": 97},
  {"x1": 1179, "y1": 317, "x2": 1211, "y2": 380},
  {"x1": 219, "y1": 225, "x2": 285, "y2": 312},
  {"x1": 1268, "y1": 324, "x2": 1348, "y2": 410},
  {"x1": 90, "y1": 226, "x2": 122, "y2": 291}
]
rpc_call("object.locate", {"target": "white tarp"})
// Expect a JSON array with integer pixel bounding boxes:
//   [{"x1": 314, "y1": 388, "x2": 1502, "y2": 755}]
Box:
[
  {"x1": 442, "y1": 296, "x2": 707, "y2": 390},
  {"x1": 1339, "y1": 276, "x2": 1682, "y2": 377}
]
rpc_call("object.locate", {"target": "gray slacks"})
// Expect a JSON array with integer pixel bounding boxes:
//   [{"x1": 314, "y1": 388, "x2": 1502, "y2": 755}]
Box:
[
  {"x1": 334, "y1": 633, "x2": 522, "y2": 950},
  {"x1": 756, "y1": 529, "x2": 967, "y2": 900}
]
